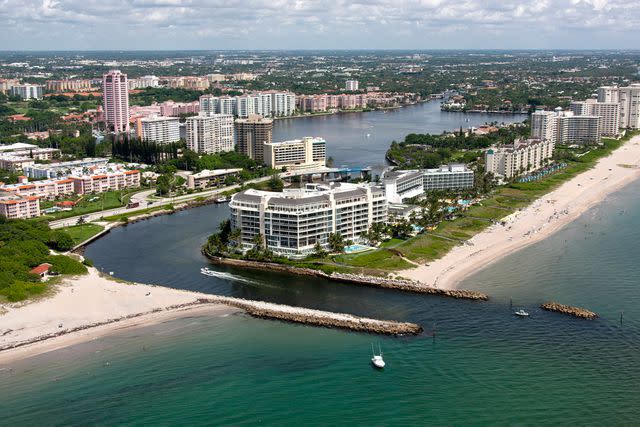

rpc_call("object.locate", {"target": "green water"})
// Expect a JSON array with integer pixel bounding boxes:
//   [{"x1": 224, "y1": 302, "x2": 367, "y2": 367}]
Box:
[{"x1": 2, "y1": 182, "x2": 640, "y2": 424}]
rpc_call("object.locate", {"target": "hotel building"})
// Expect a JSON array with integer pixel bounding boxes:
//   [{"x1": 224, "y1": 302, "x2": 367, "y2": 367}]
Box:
[
  {"x1": 230, "y1": 183, "x2": 388, "y2": 258},
  {"x1": 234, "y1": 115, "x2": 273, "y2": 161},
  {"x1": 598, "y1": 84, "x2": 640, "y2": 129},
  {"x1": 263, "y1": 137, "x2": 326, "y2": 171},
  {"x1": 423, "y1": 164, "x2": 475, "y2": 191},
  {"x1": 0, "y1": 195, "x2": 40, "y2": 219},
  {"x1": 137, "y1": 115, "x2": 181, "y2": 144},
  {"x1": 102, "y1": 70, "x2": 130, "y2": 133},
  {"x1": 485, "y1": 139, "x2": 554, "y2": 179},
  {"x1": 383, "y1": 164, "x2": 475, "y2": 203},
  {"x1": 185, "y1": 114, "x2": 235, "y2": 154}
]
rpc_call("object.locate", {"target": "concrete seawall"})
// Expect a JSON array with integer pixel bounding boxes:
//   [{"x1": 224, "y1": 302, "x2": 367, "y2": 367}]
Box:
[{"x1": 205, "y1": 255, "x2": 489, "y2": 301}]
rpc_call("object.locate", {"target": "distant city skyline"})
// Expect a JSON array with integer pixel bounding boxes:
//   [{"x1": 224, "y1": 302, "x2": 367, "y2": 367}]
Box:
[{"x1": 2, "y1": 0, "x2": 639, "y2": 50}]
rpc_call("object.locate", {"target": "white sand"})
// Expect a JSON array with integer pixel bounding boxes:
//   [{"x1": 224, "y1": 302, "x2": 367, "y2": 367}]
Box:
[
  {"x1": 0, "y1": 268, "x2": 236, "y2": 364},
  {"x1": 401, "y1": 135, "x2": 640, "y2": 290}
]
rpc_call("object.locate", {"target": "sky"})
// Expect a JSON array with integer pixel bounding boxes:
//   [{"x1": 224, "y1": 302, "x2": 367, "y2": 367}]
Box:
[{"x1": 1, "y1": 0, "x2": 639, "y2": 50}]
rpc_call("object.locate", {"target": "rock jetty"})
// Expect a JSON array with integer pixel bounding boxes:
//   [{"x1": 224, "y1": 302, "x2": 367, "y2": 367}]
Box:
[
  {"x1": 204, "y1": 256, "x2": 488, "y2": 301},
  {"x1": 540, "y1": 301, "x2": 598, "y2": 319},
  {"x1": 199, "y1": 296, "x2": 422, "y2": 335}
]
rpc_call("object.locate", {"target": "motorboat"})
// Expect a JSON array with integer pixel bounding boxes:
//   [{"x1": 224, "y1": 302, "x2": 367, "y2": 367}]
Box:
[
  {"x1": 371, "y1": 343, "x2": 385, "y2": 369},
  {"x1": 215, "y1": 196, "x2": 229, "y2": 203},
  {"x1": 514, "y1": 309, "x2": 530, "y2": 317},
  {"x1": 200, "y1": 267, "x2": 216, "y2": 276}
]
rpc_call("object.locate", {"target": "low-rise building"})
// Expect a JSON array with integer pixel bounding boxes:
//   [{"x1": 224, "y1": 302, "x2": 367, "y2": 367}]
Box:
[
  {"x1": 0, "y1": 195, "x2": 40, "y2": 219},
  {"x1": 263, "y1": 137, "x2": 326, "y2": 171},
  {"x1": 70, "y1": 170, "x2": 140, "y2": 194},
  {"x1": 23, "y1": 158, "x2": 109, "y2": 179},
  {"x1": 230, "y1": 182, "x2": 387, "y2": 258},
  {"x1": 187, "y1": 168, "x2": 242, "y2": 190},
  {"x1": 0, "y1": 177, "x2": 75, "y2": 200},
  {"x1": 485, "y1": 139, "x2": 554, "y2": 179}
]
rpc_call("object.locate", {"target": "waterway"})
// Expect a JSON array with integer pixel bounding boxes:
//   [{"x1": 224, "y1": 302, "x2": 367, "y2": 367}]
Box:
[
  {"x1": 273, "y1": 100, "x2": 525, "y2": 170},
  {"x1": 3, "y1": 107, "x2": 639, "y2": 424}
]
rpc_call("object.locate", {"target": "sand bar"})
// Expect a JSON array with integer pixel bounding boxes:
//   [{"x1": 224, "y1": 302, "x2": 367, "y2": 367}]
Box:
[{"x1": 400, "y1": 135, "x2": 640, "y2": 289}]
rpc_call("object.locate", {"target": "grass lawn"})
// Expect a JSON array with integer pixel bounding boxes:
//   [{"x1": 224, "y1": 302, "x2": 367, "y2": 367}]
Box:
[
  {"x1": 102, "y1": 204, "x2": 174, "y2": 222},
  {"x1": 42, "y1": 189, "x2": 140, "y2": 221},
  {"x1": 60, "y1": 224, "x2": 105, "y2": 245},
  {"x1": 334, "y1": 249, "x2": 412, "y2": 270}
]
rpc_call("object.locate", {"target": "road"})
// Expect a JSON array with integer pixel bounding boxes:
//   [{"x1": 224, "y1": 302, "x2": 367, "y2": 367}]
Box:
[{"x1": 49, "y1": 175, "x2": 271, "y2": 229}]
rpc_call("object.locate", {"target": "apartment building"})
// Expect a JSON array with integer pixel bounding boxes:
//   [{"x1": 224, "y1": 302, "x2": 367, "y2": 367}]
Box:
[
  {"x1": 598, "y1": 84, "x2": 640, "y2": 129},
  {"x1": 185, "y1": 114, "x2": 235, "y2": 154},
  {"x1": 345, "y1": 80, "x2": 359, "y2": 91},
  {"x1": 46, "y1": 79, "x2": 93, "y2": 92},
  {"x1": 70, "y1": 170, "x2": 140, "y2": 194},
  {"x1": 199, "y1": 92, "x2": 295, "y2": 118},
  {"x1": 10, "y1": 84, "x2": 44, "y2": 100},
  {"x1": 137, "y1": 115, "x2": 181, "y2": 144},
  {"x1": 159, "y1": 100, "x2": 199, "y2": 117},
  {"x1": 127, "y1": 75, "x2": 159, "y2": 90},
  {"x1": 485, "y1": 139, "x2": 554, "y2": 179},
  {"x1": 569, "y1": 99, "x2": 620, "y2": 136},
  {"x1": 531, "y1": 108, "x2": 600, "y2": 145},
  {"x1": 230, "y1": 182, "x2": 388, "y2": 258},
  {"x1": 235, "y1": 115, "x2": 273, "y2": 161},
  {"x1": 0, "y1": 195, "x2": 40, "y2": 219},
  {"x1": 23, "y1": 158, "x2": 109, "y2": 179},
  {"x1": 263, "y1": 137, "x2": 326, "y2": 171},
  {"x1": 0, "y1": 177, "x2": 75, "y2": 200},
  {"x1": 102, "y1": 70, "x2": 130, "y2": 133},
  {"x1": 0, "y1": 143, "x2": 60, "y2": 171}
]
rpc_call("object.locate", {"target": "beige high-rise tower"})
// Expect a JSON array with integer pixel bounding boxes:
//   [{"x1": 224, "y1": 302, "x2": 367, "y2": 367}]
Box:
[{"x1": 234, "y1": 114, "x2": 273, "y2": 161}]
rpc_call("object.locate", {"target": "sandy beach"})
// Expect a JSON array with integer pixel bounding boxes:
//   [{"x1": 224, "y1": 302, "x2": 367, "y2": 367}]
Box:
[
  {"x1": 401, "y1": 135, "x2": 640, "y2": 289},
  {"x1": 0, "y1": 268, "x2": 237, "y2": 364}
]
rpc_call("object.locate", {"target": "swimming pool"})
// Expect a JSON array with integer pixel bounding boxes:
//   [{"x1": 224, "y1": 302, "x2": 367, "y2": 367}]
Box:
[{"x1": 344, "y1": 244, "x2": 374, "y2": 254}]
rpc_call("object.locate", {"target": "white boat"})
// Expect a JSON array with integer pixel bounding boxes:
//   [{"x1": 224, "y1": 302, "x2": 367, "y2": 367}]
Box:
[
  {"x1": 514, "y1": 309, "x2": 529, "y2": 317},
  {"x1": 371, "y1": 344, "x2": 385, "y2": 369},
  {"x1": 215, "y1": 196, "x2": 229, "y2": 203},
  {"x1": 200, "y1": 267, "x2": 216, "y2": 276}
]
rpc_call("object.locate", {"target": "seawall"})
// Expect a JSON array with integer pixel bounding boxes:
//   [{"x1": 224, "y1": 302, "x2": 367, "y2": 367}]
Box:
[{"x1": 204, "y1": 255, "x2": 488, "y2": 301}]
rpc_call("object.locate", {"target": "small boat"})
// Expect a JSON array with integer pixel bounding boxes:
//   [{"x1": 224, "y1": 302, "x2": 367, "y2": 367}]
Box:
[
  {"x1": 371, "y1": 343, "x2": 385, "y2": 369},
  {"x1": 215, "y1": 196, "x2": 229, "y2": 203},
  {"x1": 201, "y1": 267, "x2": 216, "y2": 276},
  {"x1": 514, "y1": 309, "x2": 530, "y2": 317},
  {"x1": 366, "y1": 133, "x2": 371, "y2": 138}
]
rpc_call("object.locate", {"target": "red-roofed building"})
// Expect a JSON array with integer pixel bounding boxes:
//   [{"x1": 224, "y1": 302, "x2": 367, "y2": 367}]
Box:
[{"x1": 30, "y1": 263, "x2": 52, "y2": 280}]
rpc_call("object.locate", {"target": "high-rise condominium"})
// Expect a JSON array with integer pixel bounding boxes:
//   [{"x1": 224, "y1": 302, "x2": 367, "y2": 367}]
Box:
[
  {"x1": 102, "y1": 70, "x2": 130, "y2": 133},
  {"x1": 597, "y1": 84, "x2": 640, "y2": 129},
  {"x1": 185, "y1": 114, "x2": 234, "y2": 154},
  {"x1": 234, "y1": 115, "x2": 273, "y2": 161}
]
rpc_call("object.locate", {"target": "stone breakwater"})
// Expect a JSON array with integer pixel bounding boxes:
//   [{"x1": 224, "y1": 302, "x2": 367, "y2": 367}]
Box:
[
  {"x1": 540, "y1": 302, "x2": 598, "y2": 319},
  {"x1": 204, "y1": 255, "x2": 488, "y2": 301},
  {"x1": 203, "y1": 296, "x2": 422, "y2": 335}
]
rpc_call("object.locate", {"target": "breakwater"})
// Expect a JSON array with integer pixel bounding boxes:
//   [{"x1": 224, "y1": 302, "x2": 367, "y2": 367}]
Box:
[
  {"x1": 202, "y1": 296, "x2": 422, "y2": 335},
  {"x1": 540, "y1": 302, "x2": 598, "y2": 319},
  {"x1": 204, "y1": 255, "x2": 488, "y2": 301}
]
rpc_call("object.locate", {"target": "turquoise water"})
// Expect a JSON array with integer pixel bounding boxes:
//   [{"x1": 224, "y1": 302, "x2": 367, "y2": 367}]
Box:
[{"x1": 2, "y1": 181, "x2": 639, "y2": 424}]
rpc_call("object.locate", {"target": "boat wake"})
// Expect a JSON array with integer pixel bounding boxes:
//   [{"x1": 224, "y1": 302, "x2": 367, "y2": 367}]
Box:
[{"x1": 200, "y1": 267, "x2": 262, "y2": 286}]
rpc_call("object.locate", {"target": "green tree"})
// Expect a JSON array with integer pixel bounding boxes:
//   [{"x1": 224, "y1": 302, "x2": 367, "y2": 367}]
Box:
[{"x1": 328, "y1": 232, "x2": 345, "y2": 253}]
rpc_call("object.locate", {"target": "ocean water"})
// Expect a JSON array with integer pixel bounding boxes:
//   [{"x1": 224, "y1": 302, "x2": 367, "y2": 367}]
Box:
[{"x1": 2, "y1": 108, "x2": 639, "y2": 424}]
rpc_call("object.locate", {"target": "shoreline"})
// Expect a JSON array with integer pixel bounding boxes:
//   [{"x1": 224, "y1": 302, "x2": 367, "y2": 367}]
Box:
[
  {"x1": 400, "y1": 134, "x2": 640, "y2": 290},
  {"x1": 0, "y1": 268, "x2": 421, "y2": 364}
]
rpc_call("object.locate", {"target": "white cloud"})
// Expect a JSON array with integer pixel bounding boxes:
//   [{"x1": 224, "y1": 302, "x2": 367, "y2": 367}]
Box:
[{"x1": 0, "y1": 0, "x2": 639, "y2": 49}]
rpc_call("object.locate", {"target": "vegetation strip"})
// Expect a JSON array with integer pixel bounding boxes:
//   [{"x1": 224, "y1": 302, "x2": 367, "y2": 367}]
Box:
[{"x1": 540, "y1": 302, "x2": 598, "y2": 319}]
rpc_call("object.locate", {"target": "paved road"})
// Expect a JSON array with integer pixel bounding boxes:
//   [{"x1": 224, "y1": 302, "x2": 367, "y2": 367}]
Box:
[{"x1": 49, "y1": 176, "x2": 271, "y2": 229}]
